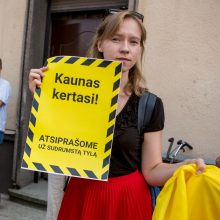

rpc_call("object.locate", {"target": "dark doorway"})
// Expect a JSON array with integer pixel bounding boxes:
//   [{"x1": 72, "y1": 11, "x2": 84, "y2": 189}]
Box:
[
  {"x1": 50, "y1": 11, "x2": 105, "y2": 57},
  {"x1": 0, "y1": 134, "x2": 15, "y2": 193}
]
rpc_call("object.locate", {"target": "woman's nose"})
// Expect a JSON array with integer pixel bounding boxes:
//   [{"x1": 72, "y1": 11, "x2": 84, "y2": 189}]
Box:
[{"x1": 120, "y1": 41, "x2": 129, "y2": 53}]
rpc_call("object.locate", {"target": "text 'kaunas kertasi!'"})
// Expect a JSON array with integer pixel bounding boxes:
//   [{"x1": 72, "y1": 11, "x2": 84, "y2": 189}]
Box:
[{"x1": 52, "y1": 73, "x2": 100, "y2": 104}]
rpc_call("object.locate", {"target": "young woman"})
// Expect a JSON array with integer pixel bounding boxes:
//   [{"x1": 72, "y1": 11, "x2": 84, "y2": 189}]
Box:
[{"x1": 29, "y1": 11, "x2": 205, "y2": 220}]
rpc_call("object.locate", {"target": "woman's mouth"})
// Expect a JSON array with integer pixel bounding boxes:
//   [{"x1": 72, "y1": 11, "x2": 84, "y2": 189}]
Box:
[{"x1": 116, "y1": 57, "x2": 131, "y2": 62}]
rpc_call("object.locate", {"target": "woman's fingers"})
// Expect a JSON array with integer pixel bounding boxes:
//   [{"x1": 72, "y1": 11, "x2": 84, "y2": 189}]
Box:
[
  {"x1": 40, "y1": 66, "x2": 48, "y2": 73},
  {"x1": 28, "y1": 67, "x2": 48, "y2": 94},
  {"x1": 184, "y1": 158, "x2": 206, "y2": 174},
  {"x1": 194, "y1": 158, "x2": 206, "y2": 174},
  {"x1": 30, "y1": 67, "x2": 47, "y2": 78}
]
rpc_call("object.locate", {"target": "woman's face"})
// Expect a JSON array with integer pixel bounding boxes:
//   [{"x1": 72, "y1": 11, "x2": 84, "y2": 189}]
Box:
[{"x1": 98, "y1": 17, "x2": 142, "y2": 73}]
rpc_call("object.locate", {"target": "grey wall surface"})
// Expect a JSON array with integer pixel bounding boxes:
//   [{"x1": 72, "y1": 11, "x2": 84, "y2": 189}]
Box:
[{"x1": 14, "y1": 0, "x2": 49, "y2": 187}]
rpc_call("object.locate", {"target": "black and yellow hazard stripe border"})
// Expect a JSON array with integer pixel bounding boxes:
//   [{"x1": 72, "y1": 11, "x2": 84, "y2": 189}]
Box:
[{"x1": 22, "y1": 56, "x2": 122, "y2": 180}]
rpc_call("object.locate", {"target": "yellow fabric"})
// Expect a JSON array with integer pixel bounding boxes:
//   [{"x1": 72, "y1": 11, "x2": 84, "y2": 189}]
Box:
[{"x1": 153, "y1": 164, "x2": 220, "y2": 220}]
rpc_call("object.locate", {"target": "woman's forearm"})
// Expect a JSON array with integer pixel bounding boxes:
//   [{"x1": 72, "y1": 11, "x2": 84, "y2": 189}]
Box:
[
  {"x1": 142, "y1": 161, "x2": 185, "y2": 186},
  {"x1": 143, "y1": 158, "x2": 205, "y2": 187}
]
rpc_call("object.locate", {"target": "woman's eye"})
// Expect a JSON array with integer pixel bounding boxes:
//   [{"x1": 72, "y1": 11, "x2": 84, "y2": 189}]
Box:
[
  {"x1": 112, "y1": 37, "x2": 120, "y2": 42},
  {"x1": 130, "y1": 40, "x2": 139, "y2": 45}
]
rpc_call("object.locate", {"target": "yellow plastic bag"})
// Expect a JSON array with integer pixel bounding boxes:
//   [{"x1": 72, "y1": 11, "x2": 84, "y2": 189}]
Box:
[{"x1": 153, "y1": 164, "x2": 220, "y2": 220}]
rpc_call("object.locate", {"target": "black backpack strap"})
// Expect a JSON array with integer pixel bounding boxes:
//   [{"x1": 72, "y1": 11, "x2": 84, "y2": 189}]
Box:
[
  {"x1": 138, "y1": 91, "x2": 160, "y2": 210},
  {"x1": 138, "y1": 92, "x2": 157, "y2": 135}
]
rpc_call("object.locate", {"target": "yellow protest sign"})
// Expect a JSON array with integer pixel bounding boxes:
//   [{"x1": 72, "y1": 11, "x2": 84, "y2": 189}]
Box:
[{"x1": 22, "y1": 56, "x2": 122, "y2": 181}]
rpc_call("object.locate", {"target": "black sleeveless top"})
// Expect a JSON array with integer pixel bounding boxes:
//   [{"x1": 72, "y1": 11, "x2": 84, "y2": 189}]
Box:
[{"x1": 109, "y1": 93, "x2": 165, "y2": 177}]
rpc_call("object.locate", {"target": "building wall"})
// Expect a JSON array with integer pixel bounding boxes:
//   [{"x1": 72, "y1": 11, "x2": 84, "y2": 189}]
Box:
[
  {"x1": 139, "y1": 0, "x2": 220, "y2": 159},
  {"x1": 0, "y1": 0, "x2": 28, "y2": 131}
]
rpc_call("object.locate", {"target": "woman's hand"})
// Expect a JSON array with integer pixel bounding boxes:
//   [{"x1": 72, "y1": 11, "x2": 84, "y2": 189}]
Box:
[
  {"x1": 183, "y1": 158, "x2": 206, "y2": 174},
  {"x1": 28, "y1": 66, "x2": 48, "y2": 94}
]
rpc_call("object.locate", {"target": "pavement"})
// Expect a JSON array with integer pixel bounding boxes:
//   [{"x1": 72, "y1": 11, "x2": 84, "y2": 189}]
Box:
[
  {"x1": 0, "y1": 179, "x2": 47, "y2": 220},
  {"x1": 0, "y1": 194, "x2": 46, "y2": 220}
]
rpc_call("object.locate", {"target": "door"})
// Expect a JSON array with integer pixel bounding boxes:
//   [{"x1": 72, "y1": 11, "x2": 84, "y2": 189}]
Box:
[{"x1": 50, "y1": 11, "x2": 105, "y2": 57}]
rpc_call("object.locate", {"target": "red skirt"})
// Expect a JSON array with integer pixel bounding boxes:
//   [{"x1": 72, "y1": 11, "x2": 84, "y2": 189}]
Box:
[{"x1": 58, "y1": 170, "x2": 152, "y2": 220}]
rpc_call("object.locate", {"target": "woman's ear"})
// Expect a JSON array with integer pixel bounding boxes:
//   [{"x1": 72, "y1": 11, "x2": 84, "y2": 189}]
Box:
[{"x1": 97, "y1": 41, "x2": 103, "y2": 53}]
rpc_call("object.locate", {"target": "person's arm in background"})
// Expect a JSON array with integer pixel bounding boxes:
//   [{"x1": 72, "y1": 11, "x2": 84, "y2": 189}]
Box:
[{"x1": 0, "y1": 83, "x2": 10, "y2": 106}]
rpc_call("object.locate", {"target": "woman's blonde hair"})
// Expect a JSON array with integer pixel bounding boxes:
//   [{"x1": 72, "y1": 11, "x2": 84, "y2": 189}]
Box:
[{"x1": 87, "y1": 11, "x2": 148, "y2": 96}]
